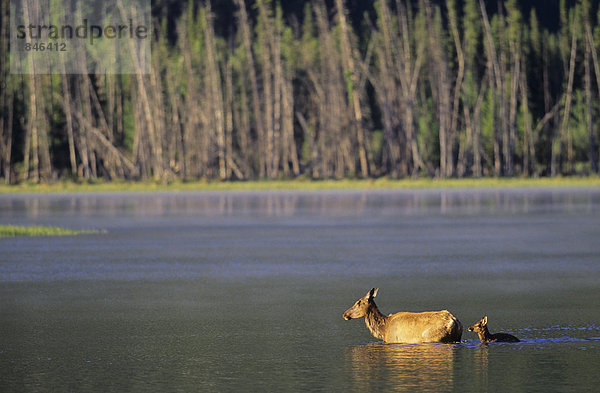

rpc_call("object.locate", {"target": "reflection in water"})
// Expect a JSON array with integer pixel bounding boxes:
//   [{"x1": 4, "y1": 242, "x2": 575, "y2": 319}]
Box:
[
  {"x1": 471, "y1": 343, "x2": 490, "y2": 389},
  {"x1": 0, "y1": 188, "x2": 598, "y2": 221},
  {"x1": 345, "y1": 342, "x2": 456, "y2": 392}
]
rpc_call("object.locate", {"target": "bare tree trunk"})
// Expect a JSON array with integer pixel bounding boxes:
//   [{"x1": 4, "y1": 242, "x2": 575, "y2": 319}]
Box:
[
  {"x1": 135, "y1": 75, "x2": 163, "y2": 180},
  {"x1": 20, "y1": 1, "x2": 45, "y2": 181},
  {"x1": 236, "y1": 0, "x2": 267, "y2": 177},
  {"x1": 204, "y1": 2, "x2": 227, "y2": 180},
  {"x1": 105, "y1": 75, "x2": 115, "y2": 143},
  {"x1": 72, "y1": 77, "x2": 90, "y2": 179},
  {"x1": 480, "y1": 0, "x2": 502, "y2": 176},
  {"x1": 425, "y1": 1, "x2": 453, "y2": 177},
  {"x1": 447, "y1": 0, "x2": 466, "y2": 177},
  {"x1": 116, "y1": 1, "x2": 163, "y2": 180},
  {"x1": 272, "y1": 22, "x2": 283, "y2": 178},
  {"x1": 0, "y1": 0, "x2": 12, "y2": 183},
  {"x1": 27, "y1": 77, "x2": 41, "y2": 182},
  {"x1": 257, "y1": 1, "x2": 275, "y2": 178},
  {"x1": 397, "y1": 0, "x2": 424, "y2": 176},
  {"x1": 373, "y1": 0, "x2": 401, "y2": 177},
  {"x1": 472, "y1": 73, "x2": 489, "y2": 177},
  {"x1": 65, "y1": 107, "x2": 136, "y2": 176},
  {"x1": 584, "y1": 25, "x2": 597, "y2": 174},
  {"x1": 163, "y1": 62, "x2": 184, "y2": 177},
  {"x1": 556, "y1": 27, "x2": 577, "y2": 176},
  {"x1": 543, "y1": 38, "x2": 553, "y2": 175},
  {"x1": 507, "y1": 44, "x2": 520, "y2": 176},
  {"x1": 520, "y1": 61, "x2": 534, "y2": 176},
  {"x1": 498, "y1": 3, "x2": 513, "y2": 177},
  {"x1": 0, "y1": 85, "x2": 13, "y2": 183},
  {"x1": 61, "y1": 74, "x2": 77, "y2": 176},
  {"x1": 224, "y1": 50, "x2": 235, "y2": 179},
  {"x1": 235, "y1": 60, "x2": 252, "y2": 177},
  {"x1": 282, "y1": 76, "x2": 299, "y2": 176},
  {"x1": 315, "y1": 1, "x2": 349, "y2": 178},
  {"x1": 179, "y1": 12, "x2": 200, "y2": 178},
  {"x1": 335, "y1": 0, "x2": 368, "y2": 177}
]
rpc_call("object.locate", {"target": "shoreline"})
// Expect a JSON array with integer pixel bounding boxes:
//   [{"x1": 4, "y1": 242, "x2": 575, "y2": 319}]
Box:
[{"x1": 1, "y1": 177, "x2": 599, "y2": 194}]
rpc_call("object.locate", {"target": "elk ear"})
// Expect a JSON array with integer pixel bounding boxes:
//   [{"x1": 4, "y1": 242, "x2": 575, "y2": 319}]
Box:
[
  {"x1": 482, "y1": 316, "x2": 488, "y2": 325},
  {"x1": 367, "y1": 288, "x2": 379, "y2": 299}
]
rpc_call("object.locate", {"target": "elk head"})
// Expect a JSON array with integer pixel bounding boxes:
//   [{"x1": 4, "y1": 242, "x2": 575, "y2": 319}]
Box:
[
  {"x1": 343, "y1": 288, "x2": 378, "y2": 320},
  {"x1": 468, "y1": 316, "x2": 488, "y2": 333}
]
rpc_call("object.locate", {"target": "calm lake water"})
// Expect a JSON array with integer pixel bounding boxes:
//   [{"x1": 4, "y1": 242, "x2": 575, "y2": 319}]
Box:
[{"x1": 1, "y1": 188, "x2": 599, "y2": 391}]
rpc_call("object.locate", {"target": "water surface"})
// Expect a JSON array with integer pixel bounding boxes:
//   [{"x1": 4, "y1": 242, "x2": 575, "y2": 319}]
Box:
[{"x1": 1, "y1": 188, "x2": 599, "y2": 391}]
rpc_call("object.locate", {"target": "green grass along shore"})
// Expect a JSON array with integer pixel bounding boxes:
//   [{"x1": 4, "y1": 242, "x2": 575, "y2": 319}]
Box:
[{"x1": 1, "y1": 177, "x2": 599, "y2": 194}]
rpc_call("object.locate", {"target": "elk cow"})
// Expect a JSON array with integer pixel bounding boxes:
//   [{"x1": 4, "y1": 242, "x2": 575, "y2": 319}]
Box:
[{"x1": 342, "y1": 288, "x2": 463, "y2": 344}]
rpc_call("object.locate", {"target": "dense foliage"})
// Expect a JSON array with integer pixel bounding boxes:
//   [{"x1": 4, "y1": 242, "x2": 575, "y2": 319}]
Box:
[{"x1": 1, "y1": 0, "x2": 600, "y2": 183}]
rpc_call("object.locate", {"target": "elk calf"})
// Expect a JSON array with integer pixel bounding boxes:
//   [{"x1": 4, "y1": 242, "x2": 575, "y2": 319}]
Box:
[
  {"x1": 342, "y1": 288, "x2": 463, "y2": 344},
  {"x1": 468, "y1": 316, "x2": 520, "y2": 343}
]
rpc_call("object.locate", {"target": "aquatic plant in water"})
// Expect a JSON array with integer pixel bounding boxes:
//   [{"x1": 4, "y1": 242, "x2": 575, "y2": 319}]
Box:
[{"x1": 0, "y1": 225, "x2": 105, "y2": 237}]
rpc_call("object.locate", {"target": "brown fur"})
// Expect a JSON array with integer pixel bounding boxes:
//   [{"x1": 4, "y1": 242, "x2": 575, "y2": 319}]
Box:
[
  {"x1": 468, "y1": 316, "x2": 520, "y2": 343},
  {"x1": 343, "y1": 288, "x2": 463, "y2": 344}
]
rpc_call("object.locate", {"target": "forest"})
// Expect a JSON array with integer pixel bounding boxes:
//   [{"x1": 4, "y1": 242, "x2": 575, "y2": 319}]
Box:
[{"x1": 1, "y1": 0, "x2": 600, "y2": 183}]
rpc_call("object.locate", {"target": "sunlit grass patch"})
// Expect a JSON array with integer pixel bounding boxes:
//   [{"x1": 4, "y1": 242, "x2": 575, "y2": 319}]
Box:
[
  {"x1": 0, "y1": 225, "x2": 105, "y2": 238},
  {"x1": 0, "y1": 176, "x2": 599, "y2": 193}
]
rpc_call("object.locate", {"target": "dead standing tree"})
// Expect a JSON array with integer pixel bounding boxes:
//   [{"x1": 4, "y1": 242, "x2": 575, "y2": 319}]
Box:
[
  {"x1": 479, "y1": 0, "x2": 504, "y2": 176},
  {"x1": 0, "y1": 0, "x2": 13, "y2": 183},
  {"x1": 311, "y1": 1, "x2": 355, "y2": 178},
  {"x1": 424, "y1": 0, "x2": 454, "y2": 177},
  {"x1": 582, "y1": 0, "x2": 598, "y2": 174},
  {"x1": 203, "y1": 2, "x2": 227, "y2": 180},
  {"x1": 371, "y1": 0, "x2": 424, "y2": 177},
  {"x1": 234, "y1": 0, "x2": 299, "y2": 179},
  {"x1": 235, "y1": 0, "x2": 267, "y2": 177},
  {"x1": 335, "y1": 0, "x2": 370, "y2": 178}
]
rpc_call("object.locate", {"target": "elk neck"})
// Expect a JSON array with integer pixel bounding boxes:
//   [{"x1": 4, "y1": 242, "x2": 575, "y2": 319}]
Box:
[
  {"x1": 364, "y1": 301, "x2": 388, "y2": 341},
  {"x1": 477, "y1": 325, "x2": 493, "y2": 342}
]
